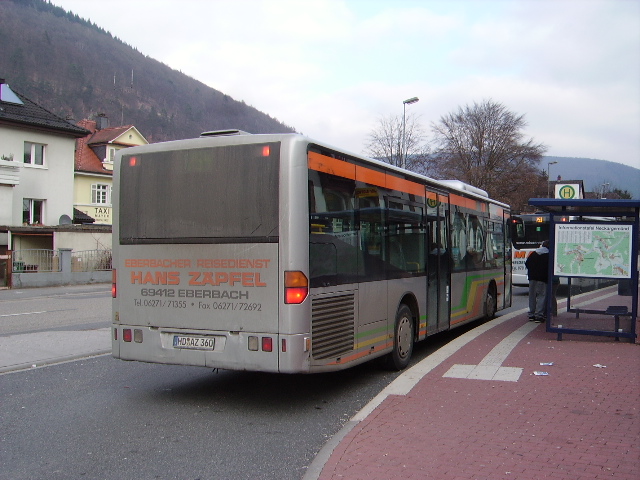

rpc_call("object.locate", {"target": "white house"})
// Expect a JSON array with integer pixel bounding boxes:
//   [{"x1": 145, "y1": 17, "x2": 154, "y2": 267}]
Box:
[{"x1": 0, "y1": 79, "x2": 90, "y2": 254}]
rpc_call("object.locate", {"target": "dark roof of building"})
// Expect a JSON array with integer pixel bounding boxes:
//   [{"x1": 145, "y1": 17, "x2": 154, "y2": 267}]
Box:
[
  {"x1": 73, "y1": 208, "x2": 95, "y2": 224},
  {"x1": 87, "y1": 124, "x2": 136, "y2": 145},
  {"x1": 0, "y1": 82, "x2": 89, "y2": 137}
]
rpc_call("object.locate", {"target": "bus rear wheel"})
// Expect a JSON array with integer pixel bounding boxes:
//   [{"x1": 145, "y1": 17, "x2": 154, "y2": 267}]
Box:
[
  {"x1": 383, "y1": 304, "x2": 414, "y2": 371},
  {"x1": 485, "y1": 284, "x2": 497, "y2": 319}
]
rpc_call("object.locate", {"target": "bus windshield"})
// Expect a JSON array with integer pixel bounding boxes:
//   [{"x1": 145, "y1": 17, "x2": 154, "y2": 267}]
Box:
[
  {"x1": 511, "y1": 214, "x2": 549, "y2": 250},
  {"x1": 119, "y1": 143, "x2": 280, "y2": 244}
]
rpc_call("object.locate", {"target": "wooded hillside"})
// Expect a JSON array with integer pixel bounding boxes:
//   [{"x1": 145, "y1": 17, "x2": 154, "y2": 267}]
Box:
[{"x1": 0, "y1": 0, "x2": 296, "y2": 142}]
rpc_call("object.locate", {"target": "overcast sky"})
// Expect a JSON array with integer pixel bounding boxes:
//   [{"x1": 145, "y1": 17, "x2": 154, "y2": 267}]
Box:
[{"x1": 51, "y1": 0, "x2": 639, "y2": 170}]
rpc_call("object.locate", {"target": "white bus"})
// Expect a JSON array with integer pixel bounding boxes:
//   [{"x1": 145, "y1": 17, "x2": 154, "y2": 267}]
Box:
[
  {"x1": 112, "y1": 131, "x2": 512, "y2": 373},
  {"x1": 509, "y1": 213, "x2": 553, "y2": 286}
]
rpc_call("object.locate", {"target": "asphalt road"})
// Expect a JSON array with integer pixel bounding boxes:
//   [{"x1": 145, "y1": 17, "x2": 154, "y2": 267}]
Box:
[{"x1": 0, "y1": 284, "x2": 110, "y2": 336}]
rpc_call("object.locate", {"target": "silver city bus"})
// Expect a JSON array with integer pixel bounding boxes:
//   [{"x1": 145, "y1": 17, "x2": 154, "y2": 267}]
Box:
[{"x1": 112, "y1": 130, "x2": 512, "y2": 373}]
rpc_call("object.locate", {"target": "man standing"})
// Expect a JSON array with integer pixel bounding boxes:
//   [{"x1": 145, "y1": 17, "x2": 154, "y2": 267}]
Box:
[{"x1": 526, "y1": 240, "x2": 550, "y2": 323}]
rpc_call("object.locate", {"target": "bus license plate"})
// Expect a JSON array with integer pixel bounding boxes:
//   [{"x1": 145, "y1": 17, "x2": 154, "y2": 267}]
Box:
[{"x1": 173, "y1": 335, "x2": 215, "y2": 350}]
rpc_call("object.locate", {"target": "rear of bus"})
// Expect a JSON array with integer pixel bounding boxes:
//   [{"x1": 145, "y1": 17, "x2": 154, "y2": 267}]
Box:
[{"x1": 111, "y1": 133, "x2": 312, "y2": 373}]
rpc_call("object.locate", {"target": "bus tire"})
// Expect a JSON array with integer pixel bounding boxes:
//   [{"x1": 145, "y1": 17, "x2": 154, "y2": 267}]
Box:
[
  {"x1": 383, "y1": 304, "x2": 414, "y2": 371},
  {"x1": 485, "y1": 283, "x2": 497, "y2": 319}
]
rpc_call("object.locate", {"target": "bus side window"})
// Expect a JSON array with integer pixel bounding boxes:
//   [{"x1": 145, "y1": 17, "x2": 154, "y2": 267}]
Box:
[
  {"x1": 487, "y1": 221, "x2": 504, "y2": 268},
  {"x1": 451, "y1": 211, "x2": 466, "y2": 271},
  {"x1": 308, "y1": 171, "x2": 358, "y2": 287},
  {"x1": 357, "y1": 193, "x2": 386, "y2": 281},
  {"x1": 465, "y1": 214, "x2": 485, "y2": 270},
  {"x1": 387, "y1": 203, "x2": 425, "y2": 277}
]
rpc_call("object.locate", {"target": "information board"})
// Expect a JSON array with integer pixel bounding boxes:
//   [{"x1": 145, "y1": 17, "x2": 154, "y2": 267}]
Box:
[{"x1": 554, "y1": 223, "x2": 633, "y2": 279}]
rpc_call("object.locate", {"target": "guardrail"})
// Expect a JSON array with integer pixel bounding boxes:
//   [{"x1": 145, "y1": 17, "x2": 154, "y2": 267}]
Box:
[
  {"x1": 12, "y1": 249, "x2": 61, "y2": 273},
  {"x1": 71, "y1": 249, "x2": 113, "y2": 272},
  {"x1": 12, "y1": 249, "x2": 112, "y2": 273},
  {"x1": 9, "y1": 249, "x2": 113, "y2": 288}
]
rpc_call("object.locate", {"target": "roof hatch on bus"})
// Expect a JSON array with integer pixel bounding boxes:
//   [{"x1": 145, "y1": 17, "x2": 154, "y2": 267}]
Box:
[{"x1": 200, "y1": 129, "x2": 252, "y2": 137}]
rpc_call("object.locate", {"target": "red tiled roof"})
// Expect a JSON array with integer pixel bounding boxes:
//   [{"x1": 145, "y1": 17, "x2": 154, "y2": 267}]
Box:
[
  {"x1": 74, "y1": 120, "x2": 138, "y2": 175},
  {"x1": 74, "y1": 120, "x2": 108, "y2": 175}
]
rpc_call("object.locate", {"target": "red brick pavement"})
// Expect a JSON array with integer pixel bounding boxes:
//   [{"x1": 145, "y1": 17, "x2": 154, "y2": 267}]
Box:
[{"x1": 313, "y1": 288, "x2": 639, "y2": 480}]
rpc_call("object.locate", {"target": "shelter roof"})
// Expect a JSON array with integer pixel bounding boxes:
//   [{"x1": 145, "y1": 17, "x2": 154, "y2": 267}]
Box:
[{"x1": 528, "y1": 198, "x2": 640, "y2": 216}]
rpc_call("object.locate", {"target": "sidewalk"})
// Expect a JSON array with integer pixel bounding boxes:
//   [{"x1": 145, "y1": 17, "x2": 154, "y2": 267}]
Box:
[
  {"x1": 306, "y1": 286, "x2": 639, "y2": 480},
  {"x1": 0, "y1": 328, "x2": 110, "y2": 374}
]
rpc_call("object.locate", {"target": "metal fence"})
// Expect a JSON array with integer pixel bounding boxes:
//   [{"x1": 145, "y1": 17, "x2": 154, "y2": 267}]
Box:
[
  {"x1": 12, "y1": 249, "x2": 112, "y2": 273},
  {"x1": 71, "y1": 249, "x2": 113, "y2": 272},
  {"x1": 12, "y1": 249, "x2": 60, "y2": 273}
]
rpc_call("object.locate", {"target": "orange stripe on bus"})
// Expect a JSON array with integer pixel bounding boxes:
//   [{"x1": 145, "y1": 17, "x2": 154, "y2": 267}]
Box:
[
  {"x1": 449, "y1": 193, "x2": 486, "y2": 211},
  {"x1": 309, "y1": 151, "x2": 426, "y2": 198},
  {"x1": 308, "y1": 151, "x2": 356, "y2": 180},
  {"x1": 385, "y1": 174, "x2": 425, "y2": 197},
  {"x1": 325, "y1": 340, "x2": 394, "y2": 366},
  {"x1": 356, "y1": 164, "x2": 386, "y2": 188},
  {"x1": 309, "y1": 152, "x2": 495, "y2": 215}
]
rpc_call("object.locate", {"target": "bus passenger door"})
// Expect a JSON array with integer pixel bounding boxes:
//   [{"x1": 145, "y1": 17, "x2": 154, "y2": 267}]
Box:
[{"x1": 426, "y1": 192, "x2": 450, "y2": 333}]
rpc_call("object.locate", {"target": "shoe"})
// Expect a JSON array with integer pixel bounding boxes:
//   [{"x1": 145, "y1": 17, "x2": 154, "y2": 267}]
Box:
[{"x1": 534, "y1": 317, "x2": 545, "y2": 323}]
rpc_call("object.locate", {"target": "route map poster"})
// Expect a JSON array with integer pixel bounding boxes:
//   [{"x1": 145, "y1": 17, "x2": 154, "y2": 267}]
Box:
[{"x1": 554, "y1": 223, "x2": 633, "y2": 279}]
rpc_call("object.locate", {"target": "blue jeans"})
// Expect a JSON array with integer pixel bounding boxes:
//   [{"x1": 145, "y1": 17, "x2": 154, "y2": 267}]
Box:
[{"x1": 528, "y1": 280, "x2": 547, "y2": 319}]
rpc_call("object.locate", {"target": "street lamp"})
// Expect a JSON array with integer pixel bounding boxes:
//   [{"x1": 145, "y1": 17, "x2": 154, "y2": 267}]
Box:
[
  {"x1": 402, "y1": 96, "x2": 419, "y2": 169},
  {"x1": 547, "y1": 161, "x2": 558, "y2": 198}
]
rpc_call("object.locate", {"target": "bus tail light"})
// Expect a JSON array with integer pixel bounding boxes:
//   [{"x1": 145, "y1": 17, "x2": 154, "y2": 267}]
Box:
[
  {"x1": 284, "y1": 271, "x2": 308, "y2": 304},
  {"x1": 112, "y1": 269, "x2": 117, "y2": 298},
  {"x1": 123, "y1": 328, "x2": 132, "y2": 342},
  {"x1": 248, "y1": 336, "x2": 274, "y2": 352}
]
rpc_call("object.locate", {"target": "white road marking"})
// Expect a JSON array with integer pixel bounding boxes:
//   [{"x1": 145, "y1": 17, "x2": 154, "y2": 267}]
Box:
[
  {"x1": 443, "y1": 321, "x2": 539, "y2": 381},
  {"x1": 0, "y1": 311, "x2": 48, "y2": 317}
]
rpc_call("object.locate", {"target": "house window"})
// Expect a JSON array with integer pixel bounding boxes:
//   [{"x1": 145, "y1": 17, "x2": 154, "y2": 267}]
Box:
[
  {"x1": 23, "y1": 142, "x2": 46, "y2": 166},
  {"x1": 92, "y1": 184, "x2": 111, "y2": 204},
  {"x1": 23, "y1": 199, "x2": 44, "y2": 224}
]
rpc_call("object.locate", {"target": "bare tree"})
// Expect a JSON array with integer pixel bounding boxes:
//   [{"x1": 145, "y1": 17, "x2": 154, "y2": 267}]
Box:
[
  {"x1": 365, "y1": 113, "x2": 433, "y2": 176},
  {"x1": 511, "y1": 169, "x2": 548, "y2": 213},
  {"x1": 592, "y1": 183, "x2": 632, "y2": 199},
  {"x1": 609, "y1": 187, "x2": 632, "y2": 199},
  {"x1": 430, "y1": 99, "x2": 547, "y2": 207}
]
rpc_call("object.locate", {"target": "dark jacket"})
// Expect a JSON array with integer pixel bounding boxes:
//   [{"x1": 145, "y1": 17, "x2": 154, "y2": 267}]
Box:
[{"x1": 525, "y1": 246, "x2": 549, "y2": 282}]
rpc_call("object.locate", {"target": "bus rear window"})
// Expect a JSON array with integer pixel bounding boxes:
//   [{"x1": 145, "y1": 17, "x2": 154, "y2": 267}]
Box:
[{"x1": 119, "y1": 143, "x2": 280, "y2": 244}]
